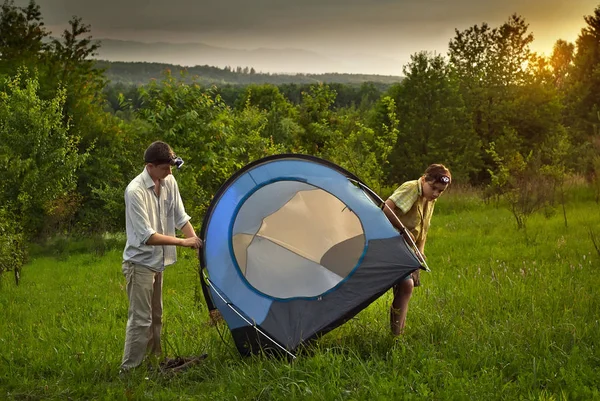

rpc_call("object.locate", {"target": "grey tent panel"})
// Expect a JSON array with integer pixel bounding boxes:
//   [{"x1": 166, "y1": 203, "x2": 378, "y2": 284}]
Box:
[
  {"x1": 245, "y1": 235, "x2": 344, "y2": 299},
  {"x1": 319, "y1": 234, "x2": 365, "y2": 277},
  {"x1": 259, "y1": 236, "x2": 419, "y2": 348}
]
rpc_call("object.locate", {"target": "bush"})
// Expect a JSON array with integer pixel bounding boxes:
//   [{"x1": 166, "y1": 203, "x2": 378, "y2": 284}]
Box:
[
  {"x1": 0, "y1": 70, "x2": 86, "y2": 239},
  {"x1": 0, "y1": 208, "x2": 26, "y2": 285},
  {"x1": 486, "y1": 144, "x2": 556, "y2": 230}
]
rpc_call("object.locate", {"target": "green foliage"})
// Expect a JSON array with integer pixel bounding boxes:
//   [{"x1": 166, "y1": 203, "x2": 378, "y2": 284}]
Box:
[
  {"x1": 136, "y1": 72, "x2": 232, "y2": 218},
  {"x1": 296, "y1": 83, "x2": 337, "y2": 152},
  {"x1": 1, "y1": 191, "x2": 599, "y2": 399},
  {"x1": 560, "y1": 7, "x2": 600, "y2": 190},
  {"x1": 323, "y1": 96, "x2": 398, "y2": 194},
  {"x1": 570, "y1": 6, "x2": 600, "y2": 123},
  {"x1": 1, "y1": 0, "x2": 600, "y2": 243},
  {"x1": 235, "y1": 84, "x2": 301, "y2": 145},
  {"x1": 235, "y1": 84, "x2": 293, "y2": 114},
  {"x1": 0, "y1": 70, "x2": 86, "y2": 237},
  {"x1": 449, "y1": 14, "x2": 533, "y2": 90},
  {"x1": 135, "y1": 72, "x2": 284, "y2": 219},
  {"x1": 27, "y1": 232, "x2": 126, "y2": 260},
  {"x1": 549, "y1": 40, "x2": 575, "y2": 90},
  {"x1": 385, "y1": 52, "x2": 481, "y2": 184},
  {"x1": 486, "y1": 144, "x2": 559, "y2": 230},
  {"x1": 447, "y1": 14, "x2": 573, "y2": 183},
  {"x1": 45, "y1": 15, "x2": 106, "y2": 133},
  {"x1": 0, "y1": 207, "x2": 25, "y2": 285},
  {"x1": 0, "y1": 0, "x2": 127, "y2": 235},
  {"x1": 0, "y1": 0, "x2": 48, "y2": 72}
]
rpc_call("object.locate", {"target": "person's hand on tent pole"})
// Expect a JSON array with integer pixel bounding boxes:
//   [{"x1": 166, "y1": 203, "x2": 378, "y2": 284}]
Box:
[
  {"x1": 194, "y1": 239, "x2": 204, "y2": 258},
  {"x1": 180, "y1": 222, "x2": 202, "y2": 249}
]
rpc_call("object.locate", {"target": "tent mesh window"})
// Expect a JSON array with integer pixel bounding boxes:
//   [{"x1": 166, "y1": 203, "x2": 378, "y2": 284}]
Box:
[{"x1": 232, "y1": 181, "x2": 365, "y2": 299}]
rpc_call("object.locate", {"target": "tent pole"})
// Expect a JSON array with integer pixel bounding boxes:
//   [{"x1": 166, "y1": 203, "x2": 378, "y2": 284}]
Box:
[
  {"x1": 203, "y1": 271, "x2": 297, "y2": 360},
  {"x1": 347, "y1": 178, "x2": 430, "y2": 271}
]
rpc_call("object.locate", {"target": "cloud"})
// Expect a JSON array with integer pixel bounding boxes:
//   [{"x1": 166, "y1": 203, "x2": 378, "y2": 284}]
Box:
[
  {"x1": 12, "y1": 0, "x2": 599, "y2": 73},
  {"x1": 29, "y1": 0, "x2": 595, "y2": 34}
]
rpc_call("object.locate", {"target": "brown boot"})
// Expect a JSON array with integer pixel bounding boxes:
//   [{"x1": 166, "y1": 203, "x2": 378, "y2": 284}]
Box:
[
  {"x1": 208, "y1": 309, "x2": 224, "y2": 326},
  {"x1": 160, "y1": 354, "x2": 208, "y2": 373}
]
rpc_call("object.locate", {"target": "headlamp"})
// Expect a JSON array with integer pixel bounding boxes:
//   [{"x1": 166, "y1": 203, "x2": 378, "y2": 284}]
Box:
[
  {"x1": 145, "y1": 155, "x2": 185, "y2": 169},
  {"x1": 172, "y1": 157, "x2": 184, "y2": 169}
]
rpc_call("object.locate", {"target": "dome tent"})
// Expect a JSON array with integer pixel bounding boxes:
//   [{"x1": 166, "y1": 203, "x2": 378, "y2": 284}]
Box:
[{"x1": 199, "y1": 154, "x2": 426, "y2": 357}]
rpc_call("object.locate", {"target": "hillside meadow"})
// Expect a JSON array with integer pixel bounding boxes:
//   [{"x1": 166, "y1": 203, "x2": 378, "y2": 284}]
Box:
[{"x1": 1, "y1": 187, "x2": 599, "y2": 400}]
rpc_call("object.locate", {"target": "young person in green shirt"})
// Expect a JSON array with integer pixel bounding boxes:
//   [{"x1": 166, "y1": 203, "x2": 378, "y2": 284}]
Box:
[{"x1": 383, "y1": 164, "x2": 451, "y2": 335}]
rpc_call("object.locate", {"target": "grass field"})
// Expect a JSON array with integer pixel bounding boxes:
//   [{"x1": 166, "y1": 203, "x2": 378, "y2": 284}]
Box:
[{"x1": 1, "y1": 187, "x2": 599, "y2": 400}]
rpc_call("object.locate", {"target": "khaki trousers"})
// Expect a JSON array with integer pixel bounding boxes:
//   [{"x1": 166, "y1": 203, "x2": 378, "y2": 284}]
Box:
[{"x1": 121, "y1": 262, "x2": 163, "y2": 370}]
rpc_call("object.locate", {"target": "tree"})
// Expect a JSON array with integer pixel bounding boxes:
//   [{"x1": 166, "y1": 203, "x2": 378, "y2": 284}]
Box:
[
  {"x1": 136, "y1": 72, "x2": 283, "y2": 218},
  {"x1": 572, "y1": 6, "x2": 600, "y2": 87},
  {"x1": 0, "y1": 207, "x2": 25, "y2": 285},
  {"x1": 486, "y1": 145, "x2": 558, "y2": 231},
  {"x1": 448, "y1": 18, "x2": 508, "y2": 178},
  {"x1": 297, "y1": 84, "x2": 337, "y2": 152},
  {"x1": 386, "y1": 52, "x2": 481, "y2": 183},
  {"x1": 448, "y1": 14, "x2": 568, "y2": 182},
  {"x1": 0, "y1": 71, "x2": 86, "y2": 237},
  {"x1": 47, "y1": 16, "x2": 105, "y2": 127},
  {"x1": 0, "y1": 0, "x2": 48, "y2": 75},
  {"x1": 549, "y1": 40, "x2": 575, "y2": 89},
  {"x1": 323, "y1": 96, "x2": 398, "y2": 194},
  {"x1": 565, "y1": 5, "x2": 600, "y2": 176},
  {"x1": 235, "y1": 84, "x2": 300, "y2": 144},
  {"x1": 491, "y1": 14, "x2": 534, "y2": 87}
]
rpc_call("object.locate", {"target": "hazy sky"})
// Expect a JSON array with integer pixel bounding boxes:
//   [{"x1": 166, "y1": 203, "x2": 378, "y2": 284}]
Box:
[{"x1": 16, "y1": 0, "x2": 599, "y2": 75}]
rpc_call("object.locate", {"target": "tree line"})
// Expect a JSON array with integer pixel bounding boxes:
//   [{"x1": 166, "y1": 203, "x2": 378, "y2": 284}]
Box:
[
  {"x1": 96, "y1": 60, "x2": 403, "y2": 86},
  {"x1": 1, "y1": 0, "x2": 599, "y2": 279}
]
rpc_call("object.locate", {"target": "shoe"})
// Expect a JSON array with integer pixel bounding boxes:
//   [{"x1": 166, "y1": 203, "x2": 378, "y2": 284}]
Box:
[
  {"x1": 160, "y1": 354, "x2": 208, "y2": 373},
  {"x1": 209, "y1": 309, "x2": 224, "y2": 326}
]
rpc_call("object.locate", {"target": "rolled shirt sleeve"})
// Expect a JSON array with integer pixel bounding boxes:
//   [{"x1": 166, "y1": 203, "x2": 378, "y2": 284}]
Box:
[{"x1": 125, "y1": 187, "x2": 157, "y2": 247}]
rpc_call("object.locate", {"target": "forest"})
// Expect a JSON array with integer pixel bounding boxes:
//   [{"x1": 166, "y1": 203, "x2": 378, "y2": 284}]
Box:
[
  {"x1": 1, "y1": 0, "x2": 599, "y2": 278},
  {"x1": 96, "y1": 60, "x2": 404, "y2": 86}
]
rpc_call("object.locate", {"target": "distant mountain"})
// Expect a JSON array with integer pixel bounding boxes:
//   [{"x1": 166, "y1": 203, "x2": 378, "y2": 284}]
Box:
[{"x1": 92, "y1": 39, "x2": 403, "y2": 76}]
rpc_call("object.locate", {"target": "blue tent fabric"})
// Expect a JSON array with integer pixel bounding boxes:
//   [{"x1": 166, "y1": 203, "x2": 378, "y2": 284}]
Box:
[{"x1": 200, "y1": 154, "x2": 423, "y2": 356}]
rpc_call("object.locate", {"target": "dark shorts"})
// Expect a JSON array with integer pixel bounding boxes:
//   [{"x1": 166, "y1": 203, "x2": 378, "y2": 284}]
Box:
[{"x1": 404, "y1": 270, "x2": 421, "y2": 287}]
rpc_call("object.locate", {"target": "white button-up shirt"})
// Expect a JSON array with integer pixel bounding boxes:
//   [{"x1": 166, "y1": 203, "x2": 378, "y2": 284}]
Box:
[{"x1": 123, "y1": 167, "x2": 191, "y2": 271}]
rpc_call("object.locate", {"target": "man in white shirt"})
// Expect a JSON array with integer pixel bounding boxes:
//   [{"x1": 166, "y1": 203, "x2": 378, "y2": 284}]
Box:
[{"x1": 121, "y1": 141, "x2": 202, "y2": 371}]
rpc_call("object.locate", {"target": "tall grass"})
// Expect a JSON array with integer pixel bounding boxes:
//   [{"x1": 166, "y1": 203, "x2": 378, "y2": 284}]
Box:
[{"x1": 1, "y1": 188, "x2": 599, "y2": 400}]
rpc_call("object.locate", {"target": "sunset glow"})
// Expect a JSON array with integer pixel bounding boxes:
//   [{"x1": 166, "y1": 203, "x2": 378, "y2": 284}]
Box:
[{"x1": 17, "y1": 0, "x2": 599, "y2": 74}]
